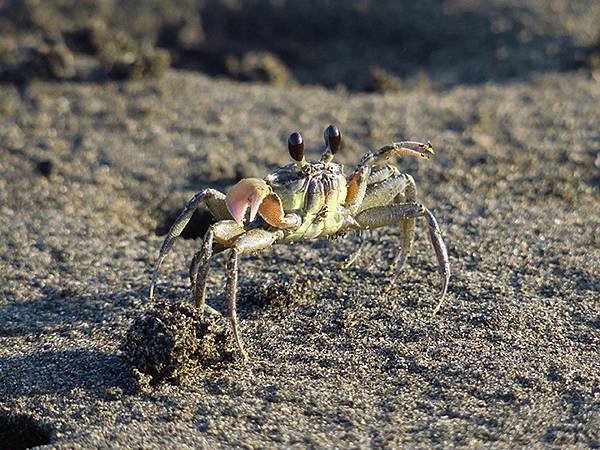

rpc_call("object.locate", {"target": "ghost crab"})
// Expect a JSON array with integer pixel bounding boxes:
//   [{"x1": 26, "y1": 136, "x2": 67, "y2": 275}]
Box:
[{"x1": 150, "y1": 125, "x2": 450, "y2": 359}]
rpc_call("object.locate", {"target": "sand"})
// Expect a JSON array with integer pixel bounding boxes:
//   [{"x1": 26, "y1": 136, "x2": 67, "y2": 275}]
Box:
[{"x1": 0, "y1": 1, "x2": 599, "y2": 448}]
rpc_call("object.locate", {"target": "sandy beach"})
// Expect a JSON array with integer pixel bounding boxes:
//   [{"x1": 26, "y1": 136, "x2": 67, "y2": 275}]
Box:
[{"x1": 0, "y1": 0, "x2": 599, "y2": 448}]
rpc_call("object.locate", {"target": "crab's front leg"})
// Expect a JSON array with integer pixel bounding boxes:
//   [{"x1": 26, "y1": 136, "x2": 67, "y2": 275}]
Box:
[
  {"x1": 225, "y1": 229, "x2": 285, "y2": 360},
  {"x1": 358, "y1": 141, "x2": 434, "y2": 168},
  {"x1": 189, "y1": 220, "x2": 246, "y2": 311}
]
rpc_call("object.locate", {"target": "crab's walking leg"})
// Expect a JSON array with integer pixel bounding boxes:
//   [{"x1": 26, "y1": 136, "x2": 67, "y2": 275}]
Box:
[
  {"x1": 360, "y1": 141, "x2": 434, "y2": 168},
  {"x1": 358, "y1": 173, "x2": 413, "y2": 213},
  {"x1": 149, "y1": 188, "x2": 228, "y2": 301},
  {"x1": 423, "y1": 208, "x2": 450, "y2": 314},
  {"x1": 189, "y1": 220, "x2": 244, "y2": 311},
  {"x1": 392, "y1": 175, "x2": 417, "y2": 273},
  {"x1": 346, "y1": 165, "x2": 403, "y2": 214},
  {"x1": 355, "y1": 202, "x2": 450, "y2": 313},
  {"x1": 344, "y1": 168, "x2": 414, "y2": 268},
  {"x1": 346, "y1": 141, "x2": 433, "y2": 204},
  {"x1": 189, "y1": 229, "x2": 213, "y2": 309},
  {"x1": 341, "y1": 230, "x2": 368, "y2": 270},
  {"x1": 367, "y1": 165, "x2": 400, "y2": 184},
  {"x1": 226, "y1": 229, "x2": 284, "y2": 360},
  {"x1": 350, "y1": 170, "x2": 419, "y2": 272},
  {"x1": 349, "y1": 172, "x2": 417, "y2": 272},
  {"x1": 346, "y1": 139, "x2": 431, "y2": 191}
]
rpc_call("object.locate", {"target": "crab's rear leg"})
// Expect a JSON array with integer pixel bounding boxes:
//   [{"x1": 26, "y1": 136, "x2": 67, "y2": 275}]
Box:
[
  {"x1": 343, "y1": 171, "x2": 415, "y2": 270},
  {"x1": 225, "y1": 228, "x2": 284, "y2": 360},
  {"x1": 392, "y1": 174, "x2": 417, "y2": 274},
  {"x1": 150, "y1": 188, "x2": 229, "y2": 301},
  {"x1": 355, "y1": 202, "x2": 450, "y2": 313}
]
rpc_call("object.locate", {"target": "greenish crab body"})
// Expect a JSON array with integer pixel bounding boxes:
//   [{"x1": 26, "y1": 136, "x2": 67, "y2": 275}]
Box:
[{"x1": 265, "y1": 161, "x2": 349, "y2": 241}]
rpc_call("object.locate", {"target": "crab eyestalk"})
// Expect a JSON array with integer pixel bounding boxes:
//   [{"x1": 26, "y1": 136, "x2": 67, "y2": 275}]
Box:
[
  {"x1": 288, "y1": 132, "x2": 307, "y2": 169},
  {"x1": 321, "y1": 124, "x2": 341, "y2": 163}
]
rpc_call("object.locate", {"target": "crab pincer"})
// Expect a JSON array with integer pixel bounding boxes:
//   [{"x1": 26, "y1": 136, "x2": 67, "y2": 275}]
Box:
[{"x1": 226, "y1": 178, "x2": 271, "y2": 226}]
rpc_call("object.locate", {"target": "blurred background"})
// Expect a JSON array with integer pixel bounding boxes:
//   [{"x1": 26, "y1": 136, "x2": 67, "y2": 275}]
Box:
[{"x1": 1, "y1": 0, "x2": 599, "y2": 90}]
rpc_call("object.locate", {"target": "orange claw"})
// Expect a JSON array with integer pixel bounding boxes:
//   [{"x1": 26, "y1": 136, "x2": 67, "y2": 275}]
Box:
[
  {"x1": 259, "y1": 193, "x2": 295, "y2": 228},
  {"x1": 226, "y1": 178, "x2": 271, "y2": 226}
]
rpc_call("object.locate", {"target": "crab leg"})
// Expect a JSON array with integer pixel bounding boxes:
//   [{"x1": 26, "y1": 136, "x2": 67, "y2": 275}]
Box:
[
  {"x1": 367, "y1": 164, "x2": 400, "y2": 184},
  {"x1": 346, "y1": 171, "x2": 418, "y2": 270},
  {"x1": 355, "y1": 202, "x2": 450, "y2": 313},
  {"x1": 423, "y1": 208, "x2": 450, "y2": 314},
  {"x1": 149, "y1": 188, "x2": 229, "y2": 301},
  {"x1": 351, "y1": 141, "x2": 434, "y2": 181},
  {"x1": 359, "y1": 141, "x2": 435, "y2": 168},
  {"x1": 226, "y1": 229, "x2": 284, "y2": 360},
  {"x1": 358, "y1": 173, "x2": 418, "y2": 272},
  {"x1": 189, "y1": 220, "x2": 245, "y2": 311},
  {"x1": 345, "y1": 141, "x2": 433, "y2": 213},
  {"x1": 341, "y1": 230, "x2": 369, "y2": 270},
  {"x1": 189, "y1": 228, "x2": 214, "y2": 310},
  {"x1": 358, "y1": 173, "x2": 413, "y2": 213},
  {"x1": 392, "y1": 174, "x2": 417, "y2": 274},
  {"x1": 345, "y1": 166, "x2": 370, "y2": 213}
]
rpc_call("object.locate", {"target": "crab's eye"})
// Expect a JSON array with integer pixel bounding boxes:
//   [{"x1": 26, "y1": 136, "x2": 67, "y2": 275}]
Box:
[
  {"x1": 288, "y1": 131, "x2": 304, "y2": 162},
  {"x1": 324, "y1": 124, "x2": 341, "y2": 154}
]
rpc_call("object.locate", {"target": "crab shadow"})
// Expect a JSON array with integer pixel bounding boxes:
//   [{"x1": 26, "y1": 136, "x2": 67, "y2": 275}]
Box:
[
  {"x1": 0, "y1": 285, "x2": 150, "y2": 337},
  {"x1": 0, "y1": 349, "x2": 135, "y2": 400},
  {"x1": 0, "y1": 285, "x2": 152, "y2": 399}
]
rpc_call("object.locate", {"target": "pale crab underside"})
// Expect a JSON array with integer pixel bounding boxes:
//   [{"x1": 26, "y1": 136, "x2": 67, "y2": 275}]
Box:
[{"x1": 149, "y1": 125, "x2": 450, "y2": 360}]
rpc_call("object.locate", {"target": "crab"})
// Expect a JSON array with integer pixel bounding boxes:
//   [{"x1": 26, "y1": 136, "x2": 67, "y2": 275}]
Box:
[{"x1": 149, "y1": 124, "x2": 450, "y2": 359}]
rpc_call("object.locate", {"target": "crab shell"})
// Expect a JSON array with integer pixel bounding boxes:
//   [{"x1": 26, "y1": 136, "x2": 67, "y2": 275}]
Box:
[{"x1": 225, "y1": 162, "x2": 348, "y2": 239}]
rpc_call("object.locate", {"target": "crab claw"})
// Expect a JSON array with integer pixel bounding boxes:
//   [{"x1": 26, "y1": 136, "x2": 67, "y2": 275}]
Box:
[
  {"x1": 226, "y1": 178, "x2": 271, "y2": 226},
  {"x1": 393, "y1": 141, "x2": 435, "y2": 160}
]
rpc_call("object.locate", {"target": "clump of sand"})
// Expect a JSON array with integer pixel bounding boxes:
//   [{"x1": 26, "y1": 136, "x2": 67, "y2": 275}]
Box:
[{"x1": 122, "y1": 301, "x2": 235, "y2": 386}]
